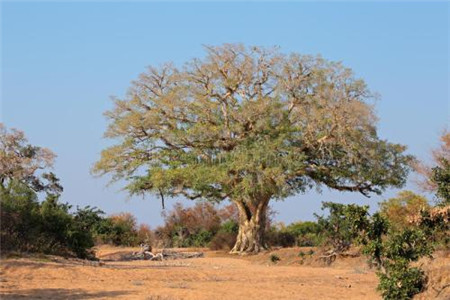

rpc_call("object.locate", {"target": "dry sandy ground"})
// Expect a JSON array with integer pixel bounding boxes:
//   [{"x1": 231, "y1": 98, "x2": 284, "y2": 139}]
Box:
[{"x1": 1, "y1": 246, "x2": 382, "y2": 300}]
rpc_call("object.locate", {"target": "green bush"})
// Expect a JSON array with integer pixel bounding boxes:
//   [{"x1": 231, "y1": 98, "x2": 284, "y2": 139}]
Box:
[
  {"x1": 431, "y1": 158, "x2": 450, "y2": 205},
  {"x1": 286, "y1": 221, "x2": 322, "y2": 246},
  {"x1": 378, "y1": 261, "x2": 425, "y2": 300},
  {"x1": 315, "y1": 202, "x2": 370, "y2": 253},
  {"x1": 358, "y1": 209, "x2": 441, "y2": 299},
  {"x1": 219, "y1": 220, "x2": 239, "y2": 234},
  {"x1": 313, "y1": 200, "x2": 448, "y2": 299},
  {"x1": 0, "y1": 181, "x2": 96, "y2": 258},
  {"x1": 94, "y1": 213, "x2": 140, "y2": 246},
  {"x1": 266, "y1": 226, "x2": 297, "y2": 248}
]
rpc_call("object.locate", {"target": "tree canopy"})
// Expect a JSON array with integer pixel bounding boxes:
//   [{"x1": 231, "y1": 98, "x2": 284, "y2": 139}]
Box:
[{"x1": 94, "y1": 44, "x2": 413, "y2": 253}]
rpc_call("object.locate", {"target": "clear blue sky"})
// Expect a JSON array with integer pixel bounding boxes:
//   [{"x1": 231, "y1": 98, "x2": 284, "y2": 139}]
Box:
[{"x1": 2, "y1": 2, "x2": 449, "y2": 226}]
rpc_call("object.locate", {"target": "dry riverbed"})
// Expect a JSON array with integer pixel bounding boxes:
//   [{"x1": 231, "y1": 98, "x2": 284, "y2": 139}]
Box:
[{"x1": 0, "y1": 246, "x2": 387, "y2": 300}]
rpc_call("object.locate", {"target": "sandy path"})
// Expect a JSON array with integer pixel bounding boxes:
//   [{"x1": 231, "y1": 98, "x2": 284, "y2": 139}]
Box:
[{"x1": 0, "y1": 249, "x2": 380, "y2": 300}]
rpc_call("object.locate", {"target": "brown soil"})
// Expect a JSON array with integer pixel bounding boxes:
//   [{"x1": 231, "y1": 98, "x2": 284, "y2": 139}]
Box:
[{"x1": 1, "y1": 246, "x2": 382, "y2": 300}]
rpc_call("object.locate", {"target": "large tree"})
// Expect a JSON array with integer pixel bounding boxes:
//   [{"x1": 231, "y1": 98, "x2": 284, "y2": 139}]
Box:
[{"x1": 94, "y1": 44, "x2": 412, "y2": 253}]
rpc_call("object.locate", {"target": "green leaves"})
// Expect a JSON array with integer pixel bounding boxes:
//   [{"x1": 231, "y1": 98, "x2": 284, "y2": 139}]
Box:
[
  {"x1": 378, "y1": 262, "x2": 425, "y2": 300},
  {"x1": 94, "y1": 44, "x2": 412, "y2": 205},
  {"x1": 431, "y1": 158, "x2": 450, "y2": 205},
  {"x1": 315, "y1": 202, "x2": 370, "y2": 253}
]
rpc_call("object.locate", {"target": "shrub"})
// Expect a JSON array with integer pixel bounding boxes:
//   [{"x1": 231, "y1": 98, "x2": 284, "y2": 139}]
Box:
[
  {"x1": 155, "y1": 202, "x2": 222, "y2": 248},
  {"x1": 270, "y1": 254, "x2": 280, "y2": 263},
  {"x1": 315, "y1": 202, "x2": 370, "y2": 253},
  {"x1": 187, "y1": 229, "x2": 214, "y2": 247},
  {"x1": 314, "y1": 200, "x2": 447, "y2": 299},
  {"x1": 431, "y1": 158, "x2": 450, "y2": 205},
  {"x1": 378, "y1": 262, "x2": 425, "y2": 300},
  {"x1": 95, "y1": 213, "x2": 140, "y2": 246},
  {"x1": 0, "y1": 181, "x2": 42, "y2": 252},
  {"x1": 286, "y1": 221, "x2": 322, "y2": 246},
  {"x1": 0, "y1": 181, "x2": 96, "y2": 258},
  {"x1": 219, "y1": 220, "x2": 239, "y2": 234},
  {"x1": 359, "y1": 208, "x2": 448, "y2": 299}
]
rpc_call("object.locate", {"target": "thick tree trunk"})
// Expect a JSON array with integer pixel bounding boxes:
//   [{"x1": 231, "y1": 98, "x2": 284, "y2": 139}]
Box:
[{"x1": 230, "y1": 197, "x2": 270, "y2": 254}]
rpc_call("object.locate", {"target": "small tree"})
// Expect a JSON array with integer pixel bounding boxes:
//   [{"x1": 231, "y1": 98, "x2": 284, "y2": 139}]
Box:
[
  {"x1": 356, "y1": 202, "x2": 450, "y2": 299},
  {"x1": 94, "y1": 44, "x2": 412, "y2": 253},
  {"x1": 0, "y1": 123, "x2": 62, "y2": 195},
  {"x1": 315, "y1": 202, "x2": 370, "y2": 264},
  {"x1": 361, "y1": 211, "x2": 439, "y2": 300}
]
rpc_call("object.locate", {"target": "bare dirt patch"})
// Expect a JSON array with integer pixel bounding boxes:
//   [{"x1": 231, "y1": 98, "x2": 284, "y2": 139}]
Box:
[{"x1": 0, "y1": 246, "x2": 381, "y2": 299}]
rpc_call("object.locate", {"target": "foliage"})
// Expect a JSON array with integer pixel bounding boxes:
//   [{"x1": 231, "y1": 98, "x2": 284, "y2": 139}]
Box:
[
  {"x1": 154, "y1": 202, "x2": 222, "y2": 247},
  {"x1": 0, "y1": 180, "x2": 41, "y2": 252},
  {"x1": 219, "y1": 220, "x2": 239, "y2": 234},
  {"x1": 379, "y1": 191, "x2": 429, "y2": 232},
  {"x1": 94, "y1": 213, "x2": 141, "y2": 246},
  {"x1": 266, "y1": 225, "x2": 297, "y2": 248},
  {"x1": 136, "y1": 224, "x2": 154, "y2": 245},
  {"x1": 208, "y1": 219, "x2": 239, "y2": 250},
  {"x1": 377, "y1": 261, "x2": 425, "y2": 300},
  {"x1": 0, "y1": 181, "x2": 95, "y2": 258},
  {"x1": 285, "y1": 221, "x2": 322, "y2": 246},
  {"x1": 0, "y1": 123, "x2": 62, "y2": 195},
  {"x1": 431, "y1": 158, "x2": 450, "y2": 205},
  {"x1": 359, "y1": 200, "x2": 449, "y2": 299},
  {"x1": 94, "y1": 44, "x2": 413, "y2": 253},
  {"x1": 315, "y1": 202, "x2": 370, "y2": 253},
  {"x1": 314, "y1": 198, "x2": 448, "y2": 299},
  {"x1": 265, "y1": 221, "x2": 322, "y2": 248},
  {"x1": 361, "y1": 215, "x2": 434, "y2": 299}
]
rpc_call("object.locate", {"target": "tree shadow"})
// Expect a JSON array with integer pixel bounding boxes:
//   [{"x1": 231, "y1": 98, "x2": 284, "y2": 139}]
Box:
[{"x1": 0, "y1": 288, "x2": 131, "y2": 299}]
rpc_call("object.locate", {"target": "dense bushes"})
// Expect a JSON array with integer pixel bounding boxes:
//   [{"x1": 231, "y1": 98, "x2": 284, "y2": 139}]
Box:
[
  {"x1": 315, "y1": 202, "x2": 370, "y2": 253},
  {"x1": 0, "y1": 180, "x2": 154, "y2": 257},
  {"x1": 314, "y1": 198, "x2": 449, "y2": 300},
  {"x1": 0, "y1": 181, "x2": 95, "y2": 258},
  {"x1": 359, "y1": 207, "x2": 448, "y2": 300},
  {"x1": 151, "y1": 202, "x2": 323, "y2": 250},
  {"x1": 154, "y1": 202, "x2": 236, "y2": 248},
  {"x1": 266, "y1": 222, "x2": 321, "y2": 248},
  {"x1": 95, "y1": 213, "x2": 140, "y2": 246}
]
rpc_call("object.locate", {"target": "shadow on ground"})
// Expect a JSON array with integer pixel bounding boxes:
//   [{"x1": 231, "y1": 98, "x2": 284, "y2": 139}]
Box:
[{"x1": 0, "y1": 288, "x2": 130, "y2": 299}]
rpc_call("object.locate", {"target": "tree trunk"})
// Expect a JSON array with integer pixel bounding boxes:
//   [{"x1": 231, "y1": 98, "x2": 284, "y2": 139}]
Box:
[{"x1": 230, "y1": 197, "x2": 270, "y2": 254}]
